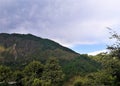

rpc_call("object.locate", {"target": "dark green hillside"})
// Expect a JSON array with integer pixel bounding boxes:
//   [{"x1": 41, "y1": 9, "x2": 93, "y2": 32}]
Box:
[
  {"x1": 60, "y1": 54, "x2": 102, "y2": 81},
  {"x1": 0, "y1": 33, "x2": 78, "y2": 67},
  {"x1": 0, "y1": 33, "x2": 101, "y2": 76},
  {"x1": 0, "y1": 33, "x2": 77, "y2": 54}
]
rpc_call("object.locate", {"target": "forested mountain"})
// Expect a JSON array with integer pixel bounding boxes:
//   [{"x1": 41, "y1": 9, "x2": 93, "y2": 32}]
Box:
[
  {"x1": 0, "y1": 33, "x2": 102, "y2": 86},
  {"x1": 0, "y1": 33, "x2": 78, "y2": 66}
]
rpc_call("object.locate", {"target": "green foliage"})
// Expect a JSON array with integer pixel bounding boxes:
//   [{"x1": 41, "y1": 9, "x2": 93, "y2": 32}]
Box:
[
  {"x1": 71, "y1": 69, "x2": 115, "y2": 86},
  {"x1": 62, "y1": 54, "x2": 102, "y2": 80},
  {"x1": 32, "y1": 78, "x2": 42, "y2": 86},
  {"x1": 22, "y1": 61, "x2": 44, "y2": 86},
  {"x1": 88, "y1": 54, "x2": 120, "y2": 86},
  {"x1": 32, "y1": 78, "x2": 51, "y2": 86},
  {"x1": 66, "y1": 52, "x2": 120, "y2": 86},
  {"x1": 87, "y1": 70, "x2": 115, "y2": 86},
  {"x1": 104, "y1": 59, "x2": 120, "y2": 85},
  {"x1": 42, "y1": 58, "x2": 65, "y2": 86},
  {"x1": 23, "y1": 61, "x2": 44, "y2": 78},
  {"x1": 107, "y1": 28, "x2": 120, "y2": 59},
  {"x1": 107, "y1": 29, "x2": 120, "y2": 85},
  {"x1": 73, "y1": 76, "x2": 89, "y2": 86},
  {"x1": 0, "y1": 65, "x2": 12, "y2": 83},
  {"x1": 13, "y1": 70, "x2": 23, "y2": 86}
]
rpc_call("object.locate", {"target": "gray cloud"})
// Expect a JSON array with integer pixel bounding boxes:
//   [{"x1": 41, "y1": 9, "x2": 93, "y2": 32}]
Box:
[{"x1": 0, "y1": 0, "x2": 120, "y2": 47}]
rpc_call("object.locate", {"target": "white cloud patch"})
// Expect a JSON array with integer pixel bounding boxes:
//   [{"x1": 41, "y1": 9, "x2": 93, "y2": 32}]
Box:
[{"x1": 88, "y1": 50, "x2": 108, "y2": 56}]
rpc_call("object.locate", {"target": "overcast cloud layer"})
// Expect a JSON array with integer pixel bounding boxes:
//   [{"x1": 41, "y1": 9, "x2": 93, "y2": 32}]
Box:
[{"x1": 0, "y1": 0, "x2": 120, "y2": 53}]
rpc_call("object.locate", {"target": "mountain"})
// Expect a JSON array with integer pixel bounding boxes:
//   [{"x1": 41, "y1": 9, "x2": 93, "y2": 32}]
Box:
[
  {"x1": 0, "y1": 33, "x2": 79, "y2": 67},
  {"x1": 0, "y1": 33, "x2": 101, "y2": 79}
]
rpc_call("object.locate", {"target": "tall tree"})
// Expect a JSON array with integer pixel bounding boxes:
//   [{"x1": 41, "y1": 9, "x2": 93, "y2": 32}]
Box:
[
  {"x1": 107, "y1": 28, "x2": 120, "y2": 59},
  {"x1": 42, "y1": 58, "x2": 65, "y2": 86},
  {"x1": 107, "y1": 28, "x2": 120, "y2": 85},
  {"x1": 22, "y1": 61, "x2": 44, "y2": 86}
]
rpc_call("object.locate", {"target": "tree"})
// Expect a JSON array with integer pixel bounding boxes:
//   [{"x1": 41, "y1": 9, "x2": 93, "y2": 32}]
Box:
[
  {"x1": 32, "y1": 78, "x2": 51, "y2": 86},
  {"x1": 32, "y1": 78, "x2": 42, "y2": 86},
  {"x1": 107, "y1": 28, "x2": 120, "y2": 59},
  {"x1": 0, "y1": 65, "x2": 12, "y2": 84},
  {"x1": 23, "y1": 61, "x2": 44, "y2": 78},
  {"x1": 22, "y1": 61, "x2": 44, "y2": 86},
  {"x1": 107, "y1": 28, "x2": 120, "y2": 85},
  {"x1": 42, "y1": 58, "x2": 65, "y2": 86},
  {"x1": 13, "y1": 70, "x2": 24, "y2": 86},
  {"x1": 87, "y1": 70, "x2": 116, "y2": 86}
]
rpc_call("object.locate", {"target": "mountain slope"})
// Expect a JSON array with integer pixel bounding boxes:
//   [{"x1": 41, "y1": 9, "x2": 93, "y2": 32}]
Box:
[
  {"x1": 0, "y1": 33, "x2": 102, "y2": 80},
  {"x1": 0, "y1": 33, "x2": 79, "y2": 67}
]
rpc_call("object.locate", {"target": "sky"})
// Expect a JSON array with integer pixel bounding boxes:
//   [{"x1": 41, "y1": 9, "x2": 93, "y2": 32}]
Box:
[{"x1": 0, "y1": 0, "x2": 120, "y2": 55}]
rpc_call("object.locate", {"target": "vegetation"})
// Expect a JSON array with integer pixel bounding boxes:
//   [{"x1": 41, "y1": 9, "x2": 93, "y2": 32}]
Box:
[
  {"x1": 0, "y1": 58, "x2": 65, "y2": 86},
  {"x1": 0, "y1": 31, "x2": 120, "y2": 86},
  {"x1": 62, "y1": 54, "x2": 101, "y2": 80},
  {"x1": 42, "y1": 58, "x2": 65, "y2": 86},
  {"x1": 0, "y1": 65, "x2": 12, "y2": 84},
  {"x1": 68, "y1": 29, "x2": 120, "y2": 86}
]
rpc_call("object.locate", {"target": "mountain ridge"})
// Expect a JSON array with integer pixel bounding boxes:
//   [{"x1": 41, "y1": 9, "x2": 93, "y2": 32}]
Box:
[
  {"x1": 0, "y1": 33, "x2": 77, "y2": 54},
  {"x1": 0, "y1": 33, "x2": 79, "y2": 67}
]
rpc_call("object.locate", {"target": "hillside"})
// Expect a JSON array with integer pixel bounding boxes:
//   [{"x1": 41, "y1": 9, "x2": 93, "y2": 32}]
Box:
[
  {"x1": 0, "y1": 33, "x2": 102, "y2": 85},
  {"x1": 0, "y1": 33, "x2": 79, "y2": 67}
]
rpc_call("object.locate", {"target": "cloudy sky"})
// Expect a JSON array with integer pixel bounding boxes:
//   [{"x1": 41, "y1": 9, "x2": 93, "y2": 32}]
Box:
[{"x1": 0, "y1": 0, "x2": 120, "y2": 55}]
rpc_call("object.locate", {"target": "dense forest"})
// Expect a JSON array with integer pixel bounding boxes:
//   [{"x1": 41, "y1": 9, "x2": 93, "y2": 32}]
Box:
[{"x1": 0, "y1": 30, "x2": 120, "y2": 86}]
